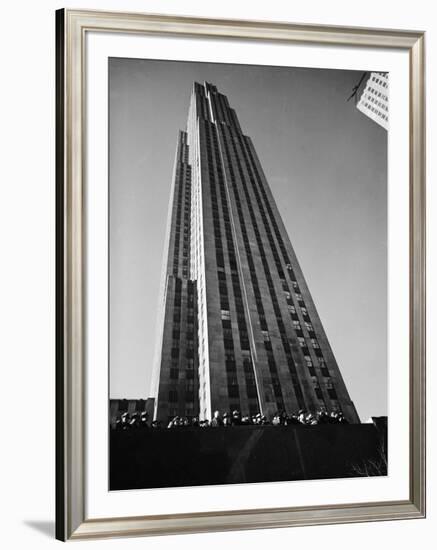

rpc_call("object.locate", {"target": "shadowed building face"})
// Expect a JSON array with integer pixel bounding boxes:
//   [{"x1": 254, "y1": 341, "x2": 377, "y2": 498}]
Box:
[{"x1": 152, "y1": 81, "x2": 360, "y2": 425}]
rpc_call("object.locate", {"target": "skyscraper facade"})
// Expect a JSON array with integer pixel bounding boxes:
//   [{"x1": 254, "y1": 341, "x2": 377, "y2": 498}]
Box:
[
  {"x1": 152, "y1": 82, "x2": 360, "y2": 424},
  {"x1": 356, "y1": 72, "x2": 389, "y2": 130}
]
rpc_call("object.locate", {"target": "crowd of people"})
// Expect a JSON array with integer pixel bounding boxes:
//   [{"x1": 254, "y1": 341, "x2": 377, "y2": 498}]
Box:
[{"x1": 113, "y1": 408, "x2": 349, "y2": 431}]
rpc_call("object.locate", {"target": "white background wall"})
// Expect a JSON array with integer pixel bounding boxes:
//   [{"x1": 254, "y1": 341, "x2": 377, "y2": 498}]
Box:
[{"x1": 0, "y1": 0, "x2": 434, "y2": 548}]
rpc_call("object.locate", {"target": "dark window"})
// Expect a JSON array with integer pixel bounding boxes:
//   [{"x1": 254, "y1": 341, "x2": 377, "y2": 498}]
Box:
[
  {"x1": 247, "y1": 386, "x2": 257, "y2": 398},
  {"x1": 294, "y1": 384, "x2": 304, "y2": 399},
  {"x1": 171, "y1": 348, "x2": 179, "y2": 359},
  {"x1": 170, "y1": 368, "x2": 179, "y2": 379},
  {"x1": 219, "y1": 282, "x2": 228, "y2": 294},
  {"x1": 168, "y1": 390, "x2": 178, "y2": 402},
  {"x1": 240, "y1": 339, "x2": 250, "y2": 350},
  {"x1": 216, "y1": 253, "x2": 225, "y2": 267},
  {"x1": 185, "y1": 391, "x2": 194, "y2": 402},
  {"x1": 328, "y1": 388, "x2": 338, "y2": 400},
  {"x1": 276, "y1": 399, "x2": 285, "y2": 410},
  {"x1": 243, "y1": 360, "x2": 252, "y2": 373},
  {"x1": 224, "y1": 338, "x2": 234, "y2": 350},
  {"x1": 226, "y1": 360, "x2": 236, "y2": 372}
]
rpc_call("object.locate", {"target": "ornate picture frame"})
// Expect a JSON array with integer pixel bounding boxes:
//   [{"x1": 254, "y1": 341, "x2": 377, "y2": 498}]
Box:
[{"x1": 56, "y1": 9, "x2": 425, "y2": 541}]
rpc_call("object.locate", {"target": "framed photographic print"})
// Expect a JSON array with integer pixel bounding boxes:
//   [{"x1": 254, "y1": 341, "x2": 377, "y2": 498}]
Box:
[{"x1": 56, "y1": 9, "x2": 426, "y2": 541}]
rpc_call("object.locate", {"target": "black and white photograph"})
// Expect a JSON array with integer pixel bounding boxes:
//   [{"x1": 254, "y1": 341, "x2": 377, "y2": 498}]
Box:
[
  {"x1": 108, "y1": 58, "x2": 388, "y2": 490},
  {"x1": 1, "y1": 0, "x2": 431, "y2": 546}
]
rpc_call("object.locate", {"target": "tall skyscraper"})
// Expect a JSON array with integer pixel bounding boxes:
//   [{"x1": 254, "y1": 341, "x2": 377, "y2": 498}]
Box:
[{"x1": 152, "y1": 82, "x2": 360, "y2": 424}]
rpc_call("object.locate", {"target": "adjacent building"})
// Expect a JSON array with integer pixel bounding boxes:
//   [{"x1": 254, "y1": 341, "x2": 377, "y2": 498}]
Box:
[
  {"x1": 152, "y1": 82, "x2": 360, "y2": 424},
  {"x1": 356, "y1": 72, "x2": 389, "y2": 130}
]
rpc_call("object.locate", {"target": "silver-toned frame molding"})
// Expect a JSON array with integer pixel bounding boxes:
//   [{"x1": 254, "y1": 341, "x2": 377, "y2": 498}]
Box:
[{"x1": 56, "y1": 8, "x2": 426, "y2": 541}]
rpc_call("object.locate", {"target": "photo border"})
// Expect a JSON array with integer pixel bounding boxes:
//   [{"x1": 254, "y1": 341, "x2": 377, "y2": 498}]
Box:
[{"x1": 55, "y1": 8, "x2": 426, "y2": 541}]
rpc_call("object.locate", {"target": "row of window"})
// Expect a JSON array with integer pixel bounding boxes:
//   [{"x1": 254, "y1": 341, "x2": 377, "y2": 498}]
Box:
[
  {"x1": 166, "y1": 269, "x2": 199, "y2": 402},
  {"x1": 239, "y1": 133, "x2": 336, "y2": 404},
  {"x1": 168, "y1": 390, "x2": 195, "y2": 402},
  {"x1": 170, "y1": 367, "x2": 195, "y2": 380},
  {"x1": 220, "y1": 126, "x2": 283, "y2": 414},
  {"x1": 243, "y1": 136, "x2": 294, "y2": 272},
  {"x1": 171, "y1": 347, "x2": 195, "y2": 359},
  {"x1": 363, "y1": 102, "x2": 389, "y2": 121},
  {"x1": 210, "y1": 92, "x2": 234, "y2": 128},
  {"x1": 233, "y1": 129, "x2": 309, "y2": 407},
  {"x1": 371, "y1": 74, "x2": 388, "y2": 89},
  {"x1": 222, "y1": 126, "x2": 300, "y2": 410},
  {"x1": 206, "y1": 124, "x2": 241, "y2": 404},
  {"x1": 365, "y1": 93, "x2": 388, "y2": 112},
  {"x1": 172, "y1": 162, "x2": 191, "y2": 277},
  {"x1": 206, "y1": 123, "x2": 259, "y2": 410},
  {"x1": 194, "y1": 84, "x2": 210, "y2": 122},
  {"x1": 241, "y1": 137, "x2": 323, "y2": 374},
  {"x1": 367, "y1": 86, "x2": 388, "y2": 102}
]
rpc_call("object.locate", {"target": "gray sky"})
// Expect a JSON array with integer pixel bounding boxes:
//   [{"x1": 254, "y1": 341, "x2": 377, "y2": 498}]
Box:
[{"x1": 109, "y1": 58, "x2": 387, "y2": 421}]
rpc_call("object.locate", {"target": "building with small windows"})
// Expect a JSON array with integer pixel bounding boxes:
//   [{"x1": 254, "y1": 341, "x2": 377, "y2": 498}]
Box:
[
  {"x1": 356, "y1": 72, "x2": 389, "y2": 130},
  {"x1": 151, "y1": 82, "x2": 360, "y2": 424}
]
